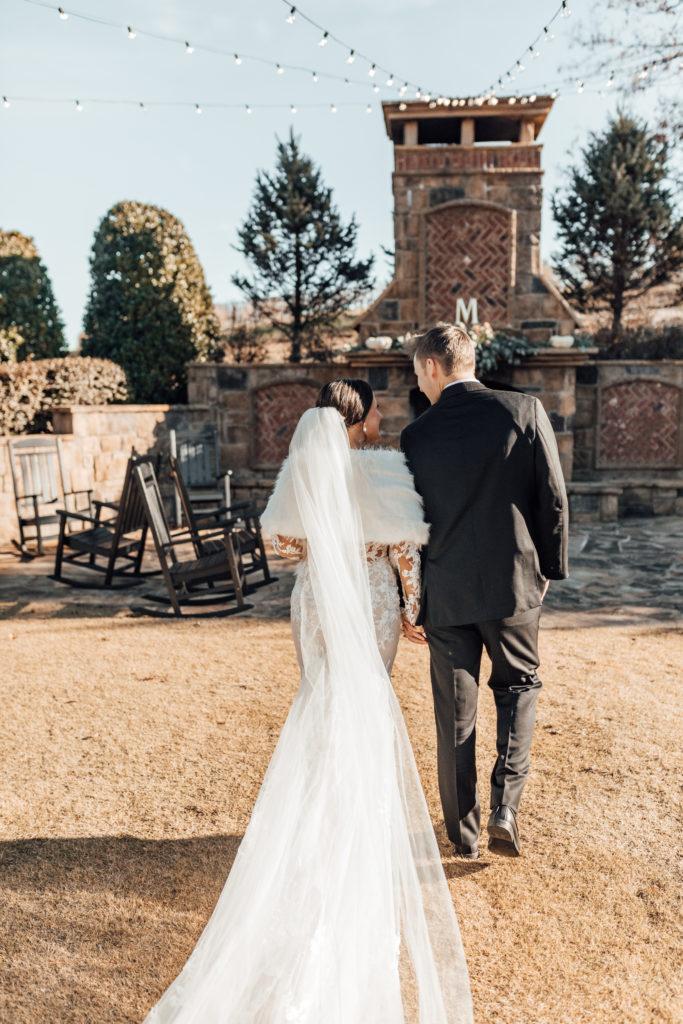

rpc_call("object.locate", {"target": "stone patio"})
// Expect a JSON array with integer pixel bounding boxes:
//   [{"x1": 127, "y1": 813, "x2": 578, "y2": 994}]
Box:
[{"x1": 1, "y1": 516, "x2": 680, "y2": 627}]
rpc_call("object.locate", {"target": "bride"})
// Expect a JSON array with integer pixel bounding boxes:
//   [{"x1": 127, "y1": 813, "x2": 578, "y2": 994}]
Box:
[{"x1": 143, "y1": 379, "x2": 473, "y2": 1024}]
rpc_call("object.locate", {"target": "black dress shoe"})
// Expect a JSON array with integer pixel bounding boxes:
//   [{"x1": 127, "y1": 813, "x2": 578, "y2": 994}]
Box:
[
  {"x1": 453, "y1": 843, "x2": 480, "y2": 861},
  {"x1": 487, "y1": 805, "x2": 521, "y2": 856}
]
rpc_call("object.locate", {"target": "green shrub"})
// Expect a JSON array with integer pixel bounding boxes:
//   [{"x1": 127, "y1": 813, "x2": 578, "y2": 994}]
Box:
[
  {"x1": 0, "y1": 230, "x2": 67, "y2": 359},
  {"x1": 0, "y1": 356, "x2": 128, "y2": 434},
  {"x1": 585, "y1": 324, "x2": 683, "y2": 360}
]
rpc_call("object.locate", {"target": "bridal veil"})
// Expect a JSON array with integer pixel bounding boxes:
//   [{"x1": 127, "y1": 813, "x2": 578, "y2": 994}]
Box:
[{"x1": 144, "y1": 407, "x2": 473, "y2": 1024}]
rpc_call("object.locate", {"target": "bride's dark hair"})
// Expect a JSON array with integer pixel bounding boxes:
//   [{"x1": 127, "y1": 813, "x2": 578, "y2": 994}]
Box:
[{"x1": 316, "y1": 378, "x2": 374, "y2": 428}]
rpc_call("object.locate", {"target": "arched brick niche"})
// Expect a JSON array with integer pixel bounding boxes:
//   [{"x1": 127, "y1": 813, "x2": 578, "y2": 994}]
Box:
[
  {"x1": 598, "y1": 380, "x2": 682, "y2": 468},
  {"x1": 254, "y1": 382, "x2": 320, "y2": 466},
  {"x1": 420, "y1": 200, "x2": 516, "y2": 326}
]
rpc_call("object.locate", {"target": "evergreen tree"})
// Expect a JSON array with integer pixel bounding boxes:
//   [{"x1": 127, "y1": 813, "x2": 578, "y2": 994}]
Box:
[
  {"x1": 233, "y1": 130, "x2": 374, "y2": 362},
  {"x1": 0, "y1": 230, "x2": 66, "y2": 360},
  {"x1": 552, "y1": 112, "x2": 683, "y2": 340},
  {"x1": 82, "y1": 201, "x2": 221, "y2": 401}
]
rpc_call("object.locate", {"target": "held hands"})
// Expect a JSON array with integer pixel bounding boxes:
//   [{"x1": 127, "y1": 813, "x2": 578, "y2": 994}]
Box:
[{"x1": 401, "y1": 613, "x2": 428, "y2": 646}]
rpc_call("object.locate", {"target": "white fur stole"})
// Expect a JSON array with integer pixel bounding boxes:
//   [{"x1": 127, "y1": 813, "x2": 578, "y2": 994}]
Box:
[{"x1": 260, "y1": 447, "x2": 429, "y2": 546}]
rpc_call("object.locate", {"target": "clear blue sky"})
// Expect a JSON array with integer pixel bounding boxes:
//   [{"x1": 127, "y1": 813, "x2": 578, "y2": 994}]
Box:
[{"x1": 0, "y1": 0, "x2": 671, "y2": 346}]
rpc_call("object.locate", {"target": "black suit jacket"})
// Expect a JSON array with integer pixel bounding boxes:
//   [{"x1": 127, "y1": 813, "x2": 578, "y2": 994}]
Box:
[{"x1": 400, "y1": 381, "x2": 569, "y2": 628}]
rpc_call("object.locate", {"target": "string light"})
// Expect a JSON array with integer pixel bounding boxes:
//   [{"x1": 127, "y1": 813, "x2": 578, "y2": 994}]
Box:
[
  {"x1": 195, "y1": 103, "x2": 202, "y2": 114},
  {"x1": 2, "y1": 96, "x2": 10, "y2": 108},
  {"x1": 607, "y1": 72, "x2": 614, "y2": 88},
  {"x1": 479, "y1": 1, "x2": 571, "y2": 97},
  {"x1": 26, "y1": 0, "x2": 432, "y2": 102},
  {"x1": 312, "y1": 71, "x2": 319, "y2": 83},
  {"x1": 330, "y1": 102, "x2": 337, "y2": 113},
  {"x1": 276, "y1": 64, "x2": 284, "y2": 75},
  {"x1": 366, "y1": 103, "x2": 372, "y2": 114},
  {"x1": 561, "y1": 1, "x2": 572, "y2": 16},
  {"x1": 398, "y1": 102, "x2": 407, "y2": 111},
  {"x1": 234, "y1": 53, "x2": 242, "y2": 65},
  {"x1": 75, "y1": 98, "x2": 83, "y2": 111},
  {"x1": 139, "y1": 101, "x2": 145, "y2": 110},
  {"x1": 576, "y1": 80, "x2": 584, "y2": 93},
  {"x1": 246, "y1": 104, "x2": 253, "y2": 114},
  {"x1": 290, "y1": 103, "x2": 297, "y2": 114}
]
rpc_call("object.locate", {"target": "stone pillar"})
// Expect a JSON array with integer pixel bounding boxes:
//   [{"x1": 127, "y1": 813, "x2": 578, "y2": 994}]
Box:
[
  {"x1": 404, "y1": 121, "x2": 418, "y2": 146},
  {"x1": 460, "y1": 118, "x2": 475, "y2": 146}
]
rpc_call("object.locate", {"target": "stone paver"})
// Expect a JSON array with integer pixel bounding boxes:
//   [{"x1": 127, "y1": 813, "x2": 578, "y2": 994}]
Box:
[{"x1": 0, "y1": 517, "x2": 681, "y2": 626}]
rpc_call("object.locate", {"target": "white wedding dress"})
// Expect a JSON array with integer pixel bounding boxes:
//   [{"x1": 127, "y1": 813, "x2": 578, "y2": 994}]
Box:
[{"x1": 143, "y1": 408, "x2": 473, "y2": 1024}]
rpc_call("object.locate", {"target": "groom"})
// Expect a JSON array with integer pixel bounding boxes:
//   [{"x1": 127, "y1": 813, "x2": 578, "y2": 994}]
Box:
[{"x1": 400, "y1": 322, "x2": 568, "y2": 859}]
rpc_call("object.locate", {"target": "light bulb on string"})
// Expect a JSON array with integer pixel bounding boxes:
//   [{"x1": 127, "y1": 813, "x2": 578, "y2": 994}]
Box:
[
  {"x1": 561, "y1": 1, "x2": 572, "y2": 16},
  {"x1": 319, "y1": 31, "x2": 329, "y2": 47},
  {"x1": 399, "y1": 82, "x2": 408, "y2": 95},
  {"x1": 234, "y1": 53, "x2": 242, "y2": 65},
  {"x1": 58, "y1": 7, "x2": 68, "y2": 20},
  {"x1": 607, "y1": 72, "x2": 614, "y2": 88},
  {"x1": 276, "y1": 64, "x2": 284, "y2": 75},
  {"x1": 550, "y1": 89, "x2": 559, "y2": 99},
  {"x1": 544, "y1": 26, "x2": 555, "y2": 41},
  {"x1": 529, "y1": 93, "x2": 537, "y2": 102},
  {"x1": 75, "y1": 99, "x2": 83, "y2": 112},
  {"x1": 520, "y1": 95, "x2": 529, "y2": 105},
  {"x1": 245, "y1": 104, "x2": 253, "y2": 114},
  {"x1": 386, "y1": 74, "x2": 394, "y2": 86},
  {"x1": 368, "y1": 64, "x2": 377, "y2": 78},
  {"x1": 366, "y1": 104, "x2": 372, "y2": 114},
  {"x1": 195, "y1": 103, "x2": 203, "y2": 114},
  {"x1": 290, "y1": 104, "x2": 297, "y2": 114},
  {"x1": 372, "y1": 84, "x2": 379, "y2": 93},
  {"x1": 127, "y1": 26, "x2": 136, "y2": 40},
  {"x1": 346, "y1": 50, "x2": 355, "y2": 64},
  {"x1": 516, "y1": 60, "x2": 525, "y2": 73},
  {"x1": 639, "y1": 66, "x2": 649, "y2": 79},
  {"x1": 185, "y1": 41, "x2": 194, "y2": 55},
  {"x1": 576, "y1": 80, "x2": 584, "y2": 93},
  {"x1": 398, "y1": 102, "x2": 407, "y2": 111},
  {"x1": 529, "y1": 46, "x2": 540, "y2": 59},
  {"x1": 139, "y1": 101, "x2": 146, "y2": 111},
  {"x1": 344, "y1": 78, "x2": 350, "y2": 87},
  {"x1": 312, "y1": 71, "x2": 319, "y2": 83},
  {"x1": 2, "y1": 96, "x2": 10, "y2": 108},
  {"x1": 330, "y1": 103, "x2": 337, "y2": 113},
  {"x1": 286, "y1": 6, "x2": 296, "y2": 24},
  {"x1": 509, "y1": 96, "x2": 517, "y2": 105}
]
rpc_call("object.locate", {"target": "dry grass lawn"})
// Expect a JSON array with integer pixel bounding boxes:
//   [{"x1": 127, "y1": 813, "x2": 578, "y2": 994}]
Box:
[{"x1": 0, "y1": 611, "x2": 681, "y2": 1024}]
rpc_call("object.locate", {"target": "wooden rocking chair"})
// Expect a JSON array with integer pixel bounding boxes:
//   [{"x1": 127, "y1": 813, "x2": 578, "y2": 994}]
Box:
[
  {"x1": 131, "y1": 457, "x2": 252, "y2": 618},
  {"x1": 52, "y1": 452, "x2": 154, "y2": 588},
  {"x1": 9, "y1": 436, "x2": 93, "y2": 556},
  {"x1": 168, "y1": 454, "x2": 274, "y2": 587}
]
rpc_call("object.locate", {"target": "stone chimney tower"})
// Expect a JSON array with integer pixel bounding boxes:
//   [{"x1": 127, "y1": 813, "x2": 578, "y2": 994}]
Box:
[{"x1": 359, "y1": 96, "x2": 578, "y2": 342}]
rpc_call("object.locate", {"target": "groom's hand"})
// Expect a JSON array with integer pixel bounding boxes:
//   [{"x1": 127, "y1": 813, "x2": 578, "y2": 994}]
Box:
[{"x1": 402, "y1": 619, "x2": 428, "y2": 645}]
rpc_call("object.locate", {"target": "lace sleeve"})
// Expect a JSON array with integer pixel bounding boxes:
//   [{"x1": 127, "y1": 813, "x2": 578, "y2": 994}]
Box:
[
  {"x1": 271, "y1": 534, "x2": 307, "y2": 561},
  {"x1": 389, "y1": 541, "x2": 422, "y2": 626}
]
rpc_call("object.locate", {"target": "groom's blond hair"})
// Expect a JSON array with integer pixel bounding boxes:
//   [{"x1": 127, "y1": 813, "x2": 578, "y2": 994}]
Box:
[{"x1": 413, "y1": 322, "x2": 476, "y2": 375}]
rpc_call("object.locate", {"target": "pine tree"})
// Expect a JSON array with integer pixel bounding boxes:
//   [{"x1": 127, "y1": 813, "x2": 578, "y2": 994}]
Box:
[
  {"x1": 232, "y1": 130, "x2": 374, "y2": 362},
  {"x1": 0, "y1": 230, "x2": 66, "y2": 360},
  {"x1": 82, "y1": 201, "x2": 221, "y2": 401},
  {"x1": 552, "y1": 112, "x2": 683, "y2": 340}
]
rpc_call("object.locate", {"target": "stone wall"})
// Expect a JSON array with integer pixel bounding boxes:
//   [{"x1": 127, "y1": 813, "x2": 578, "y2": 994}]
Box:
[
  {"x1": 574, "y1": 362, "x2": 683, "y2": 478},
  {"x1": 0, "y1": 404, "x2": 208, "y2": 549},
  {"x1": 187, "y1": 348, "x2": 590, "y2": 508}
]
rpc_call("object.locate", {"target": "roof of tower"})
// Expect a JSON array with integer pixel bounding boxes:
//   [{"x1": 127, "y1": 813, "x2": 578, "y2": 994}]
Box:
[{"x1": 382, "y1": 96, "x2": 555, "y2": 144}]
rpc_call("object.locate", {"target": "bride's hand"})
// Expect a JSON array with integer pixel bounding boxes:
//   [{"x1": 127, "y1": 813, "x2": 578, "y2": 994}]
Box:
[{"x1": 402, "y1": 617, "x2": 428, "y2": 645}]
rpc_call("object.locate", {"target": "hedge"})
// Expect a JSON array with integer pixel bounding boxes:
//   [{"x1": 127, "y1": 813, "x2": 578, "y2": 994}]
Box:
[{"x1": 0, "y1": 356, "x2": 128, "y2": 435}]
